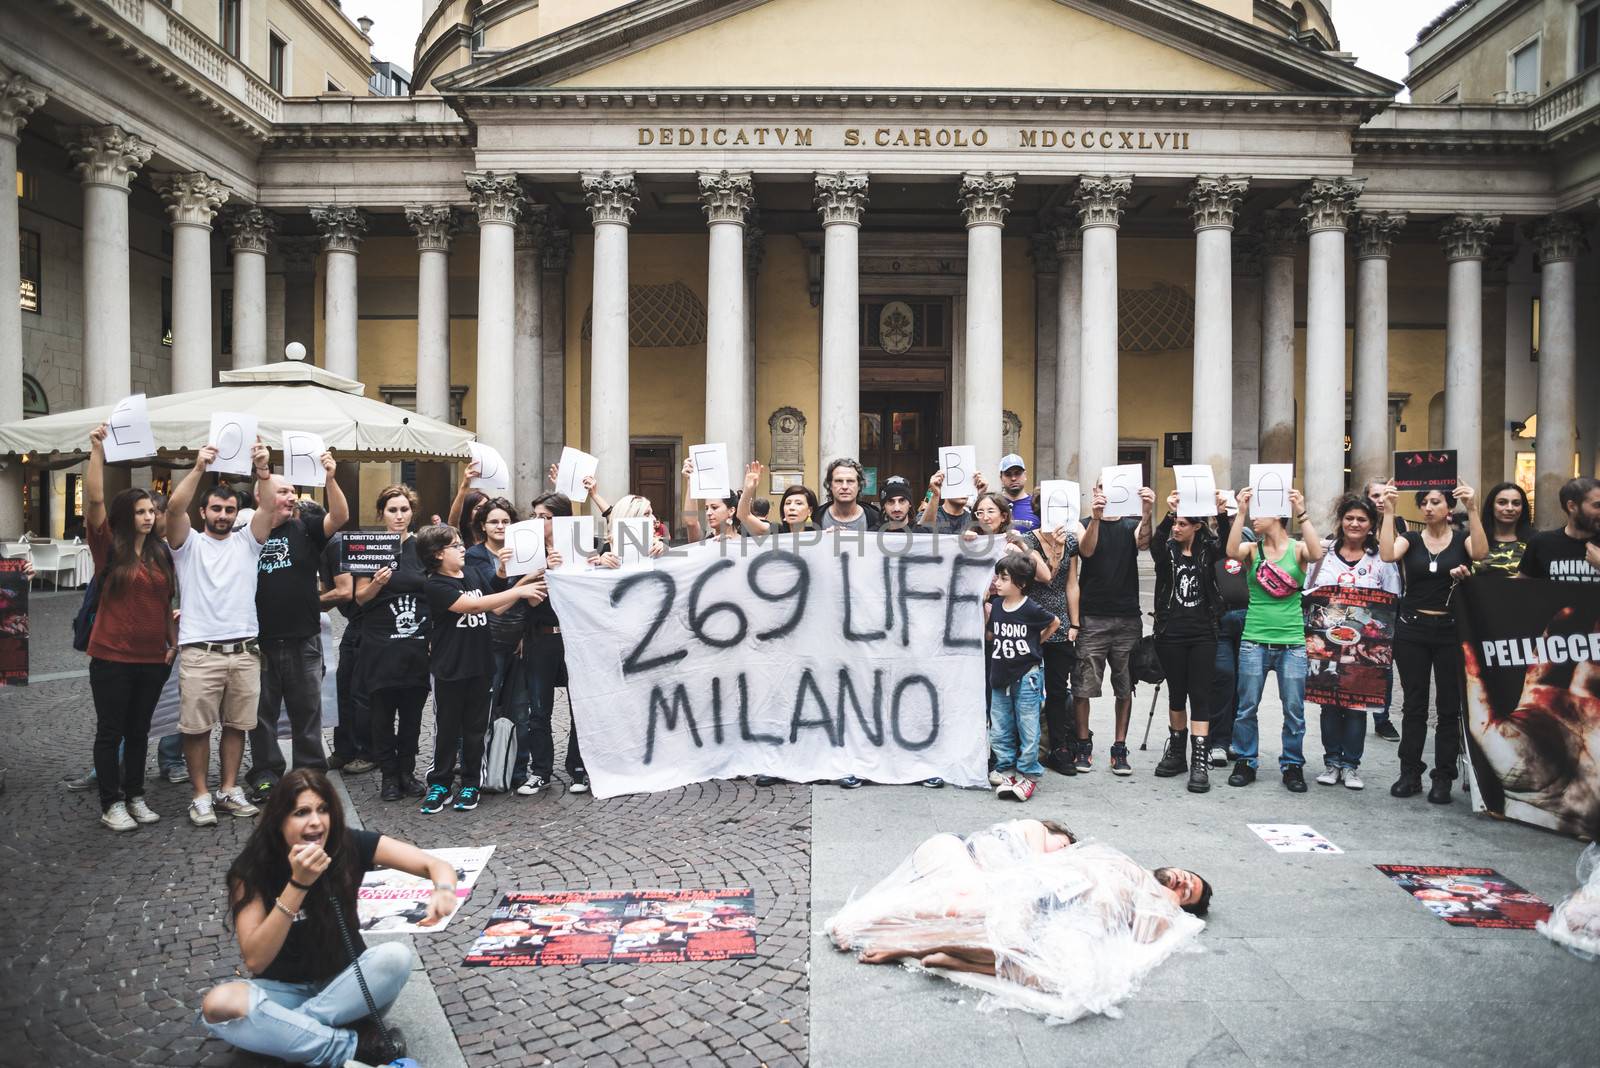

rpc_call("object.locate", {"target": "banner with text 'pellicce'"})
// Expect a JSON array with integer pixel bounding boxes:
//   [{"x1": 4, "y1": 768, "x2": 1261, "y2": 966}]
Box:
[{"x1": 546, "y1": 532, "x2": 997, "y2": 798}]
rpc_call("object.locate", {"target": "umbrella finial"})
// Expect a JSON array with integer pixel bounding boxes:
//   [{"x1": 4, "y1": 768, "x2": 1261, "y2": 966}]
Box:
[{"x1": 285, "y1": 341, "x2": 307, "y2": 362}]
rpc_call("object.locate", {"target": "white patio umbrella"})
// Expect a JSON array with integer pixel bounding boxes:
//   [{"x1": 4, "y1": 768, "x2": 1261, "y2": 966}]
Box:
[{"x1": 0, "y1": 360, "x2": 475, "y2": 464}]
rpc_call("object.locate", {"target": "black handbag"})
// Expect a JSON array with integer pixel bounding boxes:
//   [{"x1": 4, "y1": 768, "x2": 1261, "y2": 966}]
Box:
[{"x1": 1130, "y1": 634, "x2": 1165, "y2": 685}]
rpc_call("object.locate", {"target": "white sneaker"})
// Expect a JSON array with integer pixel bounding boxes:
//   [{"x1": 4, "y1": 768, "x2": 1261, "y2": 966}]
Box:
[
  {"x1": 164, "y1": 765, "x2": 190, "y2": 785},
  {"x1": 188, "y1": 794, "x2": 218, "y2": 827},
  {"x1": 126, "y1": 796, "x2": 160, "y2": 824},
  {"x1": 515, "y1": 776, "x2": 548, "y2": 797},
  {"x1": 213, "y1": 787, "x2": 260, "y2": 818},
  {"x1": 988, "y1": 770, "x2": 1003, "y2": 786},
  {"x1": 1315, "y1": 767, "x2": 1342, "y2": 786},
  {"x1": 1342, "y1": 768, "x2": 1365, "y2": 790},
  {"x1": 100, "y1": 802, "x2": 138, "y2": 832}
]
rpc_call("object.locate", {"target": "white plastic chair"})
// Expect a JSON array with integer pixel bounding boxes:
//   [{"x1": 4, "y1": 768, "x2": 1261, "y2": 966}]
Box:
[{"x1": 26, "y1": 542, "x2": 73, "y2": 592}]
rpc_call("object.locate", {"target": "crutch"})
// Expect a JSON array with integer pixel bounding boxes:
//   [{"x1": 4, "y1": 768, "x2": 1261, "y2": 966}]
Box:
[{"x1": 1137, "y1": 681, "x2": 1165, "y2": 751}]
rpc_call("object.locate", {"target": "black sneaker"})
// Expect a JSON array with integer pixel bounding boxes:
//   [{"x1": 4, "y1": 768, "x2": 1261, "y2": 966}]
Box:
[
  {"x1": 1282, "y1": 766, "x2": 1307, "y2": 793},
  {"x1": 1044, "y1": 747, "x2": 1078, "y2": 776},
  {"x1": 569, "y1": 772, "x2": 591, "y2": 795},
  {"x1": 837, "y1": 776, "x2": 865, "y2": 790},
  {"x1": 454, "y1": 786, "x2": 481, "y2": 811},
  {"x1": 1227, "y1": 760, "x2": 1256, "y2": 787},
  {"x1": 1074, "y1": 733, "x2": 1094, "y2": 773},
  {"x1": 1109, "y1": 742, "x2": 1132, "y2": 776},
  {"x1": 921, "y1": 777, "x2": 945, "y2": 788},
  {"x1": 1374, "y1": 719, "x2": 1400, "y2": 742},
  {"x1": 420, "y1": 785, "x2": 451, "y2": 814}
]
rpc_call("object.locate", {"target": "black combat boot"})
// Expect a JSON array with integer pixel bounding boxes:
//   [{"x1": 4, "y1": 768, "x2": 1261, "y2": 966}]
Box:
[
  {"x1": 1187, "y1": 734, "x2": 1210, "y2": 793},
  {"x1": 1153, "y1": 729, "x2": 1188, "y2": 777}
]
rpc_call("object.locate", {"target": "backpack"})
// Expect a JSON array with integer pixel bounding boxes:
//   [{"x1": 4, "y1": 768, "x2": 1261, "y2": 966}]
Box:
[
  {"x1": 479, "y1": 716, "x2": 519, "y2": 793},
  {"x1": 71, "y1": 575, "x2": 102, "y2": 653},
  {"x1": 1130, "y1": 634, "x2": 1165, "y2": 685}
]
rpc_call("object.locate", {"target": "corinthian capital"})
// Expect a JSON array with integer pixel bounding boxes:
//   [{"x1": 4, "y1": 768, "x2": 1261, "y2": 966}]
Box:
[
  {"x1": 1526, "y1": 214, "x2": 1588, "y2": 265},
  {"x1": 1353, "y1": 211, "x2": 1407, "y2": 260},
  {"x1": 1299, "y1": 177, "x2": 1364, "y2": 234},
  {"x1": 699, "y1": 170, "x2": 753, "y2": 226},
  {"x1": 158, "y1": 172, "x2": 231, "y2": 228},
  {"x1": 1188, "y1": 175, "x2": 1248, "y2": 231},
  {"x1": 311, "y1": 206, "x2": 367, "y2": 253},
  {"x1": 1052, "y1": 217, "x2": 1083, "y2": 257},
  {"x1": 465, "y1": 171, "x2": 523, "y2": 226},
  {"x1": 516, "y1": 204, "x2": 549, "y2": 251},
  {"x1": 1261, "y1": 211, "x2": 1299, "y2": 257},
  {"x1": 1073, "y1": 174, "x2": 1132, "y2": 229},
  {"x1": 1439, "y1": 212, "x2": 1501, "y2": 261},
  {"x1": 70, "y1": 125, "x2": 154, "y2": 189},
  {"x1": 959, "y1": 172, "x2": 1015, "y2": 228},
  {"x1": 224, "y1": 206, "x2": 277, "y2": 254},
  {"x1": 581, "y1": 171, "x2": 638, "y2": 227},
  {"x1": 405, "y1": 205, "x2": 458, "y2": 252},
  {"x1": 814, "y1": 172, "x2": 869, "y2": 227},
  {"x1": 0, "y1": 67, "x2": 47, "y2": 140}
]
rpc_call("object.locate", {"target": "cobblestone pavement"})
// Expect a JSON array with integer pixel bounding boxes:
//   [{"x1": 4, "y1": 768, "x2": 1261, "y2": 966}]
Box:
[{"x1": 0, "y1": 595, "x2": 810, "y2": 1067}]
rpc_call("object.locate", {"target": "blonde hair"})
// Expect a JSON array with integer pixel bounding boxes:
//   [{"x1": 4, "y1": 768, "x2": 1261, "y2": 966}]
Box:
[{"x1": 606, "y1": 494, "x2": 653, "y2": 548}]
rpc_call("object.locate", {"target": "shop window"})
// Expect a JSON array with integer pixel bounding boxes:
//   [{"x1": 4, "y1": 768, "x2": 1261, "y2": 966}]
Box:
[{"x1": 19, "y1": 229, "x2": 40, "y2": 314}]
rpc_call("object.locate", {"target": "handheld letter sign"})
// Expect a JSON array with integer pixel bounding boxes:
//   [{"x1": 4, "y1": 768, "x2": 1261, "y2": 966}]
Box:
[
  {"x1": 504, "y1": 519, "x2": 546, "y2": 577},
  {"x1": 556, "y1": 446, "x2": 600, "y2": 503},
  {"x1": 103, "y1": 394, "x2": 155, "y2": 463},
  {"x1": 468, "y1": 442, "x2": 511, "y2": 492},
  {"x1": 1039, "y1": 480, "x2": 1080, "y2": 532},
  {"x1": 550, "y1": 515, "x2": 596, "y2": 572},
  {"x1": 1099, "y1": 464, "x2": 1143, "y2": 519},
  {"x1": 614, "y1": 517, "x2": 655, "y2": 570},
  {"x1": 1248, "y1": 463, "x2": 1294, "y2": 518},
  {"x1": 1393, "y1": 450, "x2": 1458, "y2": 493},
  {"x1": 688, "y1": 443, "x2": 732, "y2": 499},
  {"x1": 1174, "y1": 464, "x2": 1218, "y2": 518},
  {"x1": 282, "y1": 430, "x2": 328, "y2": 487},
  {"x1": 939, "y1": 445, "x2": 978, "y2": 498},
  {"x1": 207, "y1": 412, "x2": 259, "y2": 475}
]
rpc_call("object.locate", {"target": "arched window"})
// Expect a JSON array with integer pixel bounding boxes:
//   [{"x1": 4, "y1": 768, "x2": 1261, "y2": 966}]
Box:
[{"x1": 22, "y1": 373, "x2": 47, "y2": 417}]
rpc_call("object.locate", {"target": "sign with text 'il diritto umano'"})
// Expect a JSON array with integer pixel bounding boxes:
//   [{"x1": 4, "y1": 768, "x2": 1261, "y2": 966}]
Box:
[{"x1": 633, "y1": 125, "x2": 1196, "y2": 151}]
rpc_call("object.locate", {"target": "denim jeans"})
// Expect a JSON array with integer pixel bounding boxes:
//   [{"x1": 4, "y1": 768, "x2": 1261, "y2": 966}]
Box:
[
  {"x1": 1319, "y1": 706, "x2": 1366, "y2": 769},
  {"x1": 1232, "y1": 641, "x2": 1307, "y2": 770},
  {"x1": 1209, "y1": 608, "x2": 1247, "y2": 750},
  {"x1": 158, "y1": 733, "x2": 184, "y2": 773},
  {"x1": 200, "y1": 942, "x2": 411, "y2": 1066},
  {"x1": 520, "y1": 632, "x2": 564, "y2": 783},
  {"x1": 248, "y1": 635, "x2": 328, "y2": 781},
  {"x1": 989, "y1": 665, "x2": 1045, "y2": 778}
]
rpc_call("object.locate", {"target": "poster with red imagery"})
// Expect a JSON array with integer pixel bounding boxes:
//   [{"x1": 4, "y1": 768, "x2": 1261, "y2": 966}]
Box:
[
  {"x1": 1303, "y1": 586, "x2": 1396, "y2": 711},
  {"x1": 1376, "y1": 865, "x2": 1552, "y2": 929},
  {"x1": 0, "y1": 559, "x2": 28, "y2": 686},
  {"x1": 464, "y1": 888, "x2": 757, "y2": 966}
]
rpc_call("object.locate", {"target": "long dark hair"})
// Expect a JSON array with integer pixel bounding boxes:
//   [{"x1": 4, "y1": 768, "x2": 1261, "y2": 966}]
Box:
[
  {"x1": 1481, "y1": 481, "x2": 1532, "y2": 541},
  {"x1": 103, "y1": 488, "x2": 175, "y2": 598},
  {"x1": 225, "y1": 769, "x2": 363, "y2": 979},
  {"x1": 1329, "y1": 494, "x2": 1380, "y2": 557}
]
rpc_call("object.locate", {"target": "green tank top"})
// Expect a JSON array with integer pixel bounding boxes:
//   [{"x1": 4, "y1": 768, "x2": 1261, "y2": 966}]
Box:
[{"x1": 1243, "y1": 542, "x2": 1306, "y2": 645}]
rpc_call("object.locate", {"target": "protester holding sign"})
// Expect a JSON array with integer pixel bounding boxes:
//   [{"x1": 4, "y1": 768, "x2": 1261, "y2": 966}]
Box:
[
  {"x1": 1020, "y1": 509, "x2": 1080, "y2": 774},
  {"x1": 682, "y1": 456, "x2": 740, "y2": 542},
  {"x1": 1362, "y1": 479, "x2": 1405, "y2": 742},
  {"x1": 1149, "y1": 489, "x2": 1231, "y2": 794},
  {"x1": 1305, "y1": 495, "x2": 1400, "y2": 790},
  {"x1": 1478, "y1": 482, "x2": 1533, "y2": 575},
  {"x1": 352, "y1": 485, "x2": 432, "y2": 803},
  {"x1": 82, "y1": 424, "x2": 178, "y2": 832},
  {"x1": 1378, "y1": 482, "x2": 1487, "y2": 803},
  {"x1": 517, "y1": 492, "x2": 576, "y2": 795},
  {"x1": 447, "y1": 461, "x2": 490, "y2": 551},
  {"x1": 818, "y1": 459, "x2": 880, "y2": 531},
  {"x1": 1517, "y1": 477, "x2": 1600, "y2": 583},
  {"x1": 925, "y1": 469, "x2": 980, "y2": 534},
  {"x1": 1224, "y1": 482, "x2": 1323, "y2": 792}
]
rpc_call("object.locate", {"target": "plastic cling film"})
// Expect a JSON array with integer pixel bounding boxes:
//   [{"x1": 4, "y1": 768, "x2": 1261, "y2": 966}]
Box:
[{"x1": 1537, "y1": 843, "x2": 1600, "y2": 961}]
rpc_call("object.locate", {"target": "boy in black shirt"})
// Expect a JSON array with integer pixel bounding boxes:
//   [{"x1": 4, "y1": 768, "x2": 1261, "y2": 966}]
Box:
[{"x1": 987, "y1": 555, "x2": 1060, "y2": 802}]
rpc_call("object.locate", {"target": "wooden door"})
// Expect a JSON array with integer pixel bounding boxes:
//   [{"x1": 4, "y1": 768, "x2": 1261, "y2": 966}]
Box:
[
  {"x1": 629, "y1": 442, "x2": 677, "y2": 535},
  {"x1": 859, "y1": 391, "x2": 942, "y2": 497}
]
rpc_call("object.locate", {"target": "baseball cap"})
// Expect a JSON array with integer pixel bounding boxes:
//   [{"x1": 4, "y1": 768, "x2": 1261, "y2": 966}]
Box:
[
  {"x1": 880, "y1": 476, "x2": 914, "y2": 502},
  {"x1": 999, "y1": 453, "x2": 1026, "y2": 473}
]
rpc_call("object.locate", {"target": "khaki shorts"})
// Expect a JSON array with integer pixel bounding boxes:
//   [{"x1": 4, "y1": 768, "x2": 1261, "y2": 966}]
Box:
[
  {"x1": 178, "y1": 645, "x2": 261, "y2": 733},
  {"x1": 1071, "y1": 615, "x2": 1142, "y2": 700}
]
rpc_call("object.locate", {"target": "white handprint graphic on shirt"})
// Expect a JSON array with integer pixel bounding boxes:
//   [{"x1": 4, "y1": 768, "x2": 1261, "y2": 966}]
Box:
[{"x1": 390, "y1": 595, "x2": 420, "y2": 638}]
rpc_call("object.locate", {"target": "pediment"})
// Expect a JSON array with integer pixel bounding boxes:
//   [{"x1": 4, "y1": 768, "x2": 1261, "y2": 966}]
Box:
[{"x1": 440, "y1": 0, "x2": 1398, "y2": 97}]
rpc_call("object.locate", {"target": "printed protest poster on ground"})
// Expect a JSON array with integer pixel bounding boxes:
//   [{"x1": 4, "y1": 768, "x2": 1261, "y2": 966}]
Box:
[
  {"x1": 1375, "y1": 865, "x2": 1551, "y2": 929},
  {"x1": 358, "y1": 846, "x2": 495, "y2": 933},
  {"x1": 340, "y1": 531, "x2": 403, "y2": 575},
  {"x1": 1303, "y1": 587, "x2": 1397, "y2": 712},
  {"x1": 1457, "y1": 576, "x2": 1600, "y2": 839},
  {"x1": 546, "y1": 534, "x2": 995, "y2": 797},
  {"x1": 0, "y1": 559, "x2": 28, "y2": 686},
  {"x1": 1249, "y1": 824, "x2": 1343, "y2": 854},
  {"x1": 464, "y1": 888, "x2": 757, "y2": 966}
]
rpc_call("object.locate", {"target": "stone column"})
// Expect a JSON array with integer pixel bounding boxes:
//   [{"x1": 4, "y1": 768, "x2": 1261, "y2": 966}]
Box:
[
  {"x1": 1439, "y1": 212, "x2": 1499, "y2": 493},
  {"x1": 279, "y1": 237, "x2": 319, "y2": 363},
  {"x1": 583, "y1": 171, "x2": 638, "y2": 499},
  {"x1": 814, "y1": 172, "x2": 869, "y2": 468},
  {"x1": 466, "y1": 171, "x2": 523, "y2": 478},
  {"x1": 541, "y1": 230, "x2": 572, "y2": 476},
  {"x1": 224, "y1": 207, "x2": 275, "y2": 369},
  {"x1": 158, "y1": 173, "x2": 230, "y2": 394},
  {"x1": 1029, "y1": 230, "x2": 1059, "y2": 479},
  {"x1": 405, "y1": 205, "x2": 456, "y2": 423},
  {"x1": 514, "y1": 204, "x2": 549, "y2": 506},
  {"x1": 310, "y1": 207, "x2": 366, "y2": 380},
  {"x1": 960, "y1": 172, "x2": 1015, "y2": 477},
  {"x1": 70, "y1": 125, "x2": 153, "y2": 406},
  {"x1": 1529, "y1": 215, "x2": 1586, "y2": 527},
  {"x1": 1188, "y1": 176, "x2": 1247, "y2": 486},
  {"x1": 700, "y1": 170, "x2": 753, "y2": 470},
  {"x1": 1258, "y1": 211, "x2": 1298, "y2": 466},
  {"x1": 1053, "y1": 222, "x2": 1082, "y2": 479},
  {"x1": 0, "y1": 68, "x2": 45, "y2": 536},
  {"x1": 1350, "y1": 211, "x2": 1406, "y2": 489},
  {"x1": 744, "y1": 225, "x2": 765, "y2": 469},
  {"x1": 1073, "y1": 175, "x2": 1131, "y2": 487},
  {"x1": 1301, "y1": 178, "x2": 1363, "y2": 524},
  {"x1": 1230, "y1": 230, "x2": 1263, "y2": 479}
]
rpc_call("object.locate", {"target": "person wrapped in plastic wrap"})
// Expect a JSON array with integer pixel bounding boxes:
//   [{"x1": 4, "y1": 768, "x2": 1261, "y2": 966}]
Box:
[
  {"x1": 1538, "y1": 843, "x2": 1600, "y2": 961},
  {"x1": 825, "y1": 819, "x2": 1211, "y2": 1021}
]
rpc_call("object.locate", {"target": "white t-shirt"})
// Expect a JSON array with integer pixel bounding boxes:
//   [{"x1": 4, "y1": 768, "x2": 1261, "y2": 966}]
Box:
[
  {"x1": 171, "y1": 527, "x2": 266, "y2": 644},
  {"x1": 1307, "y1": 545, "x2": 1401, "y2": 595}
]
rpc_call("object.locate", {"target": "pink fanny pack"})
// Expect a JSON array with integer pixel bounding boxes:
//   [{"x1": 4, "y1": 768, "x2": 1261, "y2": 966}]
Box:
[{"x1": 1254, "y1": 552, "x2": 1301, "y2": 598}]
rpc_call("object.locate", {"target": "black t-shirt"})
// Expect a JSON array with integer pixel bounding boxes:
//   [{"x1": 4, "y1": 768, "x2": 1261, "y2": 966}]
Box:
[
  {"x1": 357, "y1": 537, "x2": 431, "y2": 689},
  {"x1": 320, "y1": 534, "x2": 358, "y2": 622},
  {"x1": 1163, "y1": 554, "x2": 1212, "y2": 640},
  {"x1": 1080, "y1": 517, "x2": 1141, "y2": 618},
  {"x1": 255, "y1": 828, "x2": 381, "y2": 983},
  {"x1": 933, "y1": 508, "x2": 970, "y2": 535},
  {"x1": 1517, "y1": 529, "x2": 1600, "y2": 583},
  {"x1": 1399, "y1": 527, "x2": 1471, "y2": 612},
  {"x1": 256, "y1": 516, "x2": 330, "y2": 641},
  {"x1": 987, "y1": 595, "x2": 1056, "y2": 690},
  {"x1": 1214, "y1": 555, "x2": 1249, "y2": 609},
  {"x1": 426, "y1": 573, "x2": 494, "y2": 681}
]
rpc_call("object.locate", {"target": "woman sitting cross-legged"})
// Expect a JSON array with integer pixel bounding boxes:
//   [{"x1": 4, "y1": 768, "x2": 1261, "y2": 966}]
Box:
[{"x1": 198, "y1": 768, "x2": 459, "y2": 1066}]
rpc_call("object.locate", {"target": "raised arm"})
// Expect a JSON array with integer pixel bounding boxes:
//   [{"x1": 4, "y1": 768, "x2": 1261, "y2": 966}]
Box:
[
  {"x1": 735, "y1": 461, "x2": 770, "y2": 536},
  {"x1": 1456, "y1": 483, "x2": 1488, "y2": 561},
  {"x1": 447, "y1": 460, "x2": 481, "y2": 530},
  {"x1": 1225, "y1": 487, "x2": 1252, "y2": 563},
  {"x1": 1376, "y1": 483, "x2": 1407, "y2": 563},
  {"x1": 85, "y1": 424, "x2": 109, "y2": 530},
  {"x1": 1134, "y1": 486, "x2": 1155, "y2": 550},
  {"x1": 321, "y1": 451, "x2": 349, "y2": 536},
  {"x1": 1079, "y1": 486, "x2": 1106, "y2": 558},
  {"x1": 166, "y1": 445, "x2": 218, "y2": 550},
  {"x1": 1289, "y1": 488, "x2": 1324, "y2": 564},
  {"x1": 249, "y1": 441, "x2": 275, "y2": 544},
  {"x1": 921, "y1": 470, "x2": 944, "y2": 528},
  {"x1": 681, "y1": 457, "x2": 704, "y2": 543}
]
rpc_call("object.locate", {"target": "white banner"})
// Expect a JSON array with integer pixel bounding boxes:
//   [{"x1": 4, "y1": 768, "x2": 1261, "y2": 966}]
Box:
[{"x1": 546, "y1": 532, "x2": 997, "y2": 798}]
